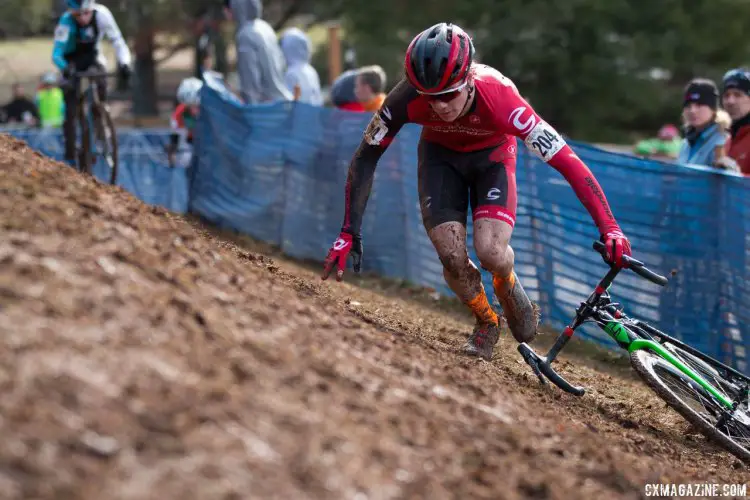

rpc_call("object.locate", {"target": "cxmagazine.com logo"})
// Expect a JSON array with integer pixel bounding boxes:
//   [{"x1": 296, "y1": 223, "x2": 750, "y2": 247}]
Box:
[{"x1": 644, "y1": 483, "x2": 747, "y2": 497}]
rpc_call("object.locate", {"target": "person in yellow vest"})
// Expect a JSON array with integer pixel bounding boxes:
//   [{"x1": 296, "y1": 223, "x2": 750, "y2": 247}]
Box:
[
  {"x1": 354, "y1": 65, "x2": 387, "y2": 112},
  {"x1": 35, "y1": 71, "x2": 65, "y2": 128}
]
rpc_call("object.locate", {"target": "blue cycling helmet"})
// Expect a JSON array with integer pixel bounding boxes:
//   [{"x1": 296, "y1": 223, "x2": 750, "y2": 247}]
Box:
[{"x1": 67, "y1": 0, "x2": 95, "y2": 9}]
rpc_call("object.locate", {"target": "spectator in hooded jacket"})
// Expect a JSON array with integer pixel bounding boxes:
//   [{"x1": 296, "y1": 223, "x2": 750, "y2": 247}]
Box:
[
  {"x1": 677, "y1": 78, "x2": 730, "y2": 169},
  {"x1": 224, "y1": 0, "x2": 291, "y2": 104},
  {"x1": 279, "y1": 27, "x2": 323, "y2": 106}
]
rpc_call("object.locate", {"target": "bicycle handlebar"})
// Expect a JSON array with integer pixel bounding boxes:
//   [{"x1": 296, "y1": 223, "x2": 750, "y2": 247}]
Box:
[
  {"x1": 73, "y1": 70, "x2": 119, "y2": 79},
  {"x1": 592, "y1": 241, "x2": 668, "y2": 286},
  {"x1": 518, "y1": 344, "x2": 586, "y2": 396}
]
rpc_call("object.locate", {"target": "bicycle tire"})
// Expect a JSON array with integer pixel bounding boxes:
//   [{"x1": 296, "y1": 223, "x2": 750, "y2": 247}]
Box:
[
  {"x1": 95, "y1": 103, "x2": 119, "y2": 185},
  {"x1": 76, "y1": 93, "x2": 92, "y2": 175},
  {"x1": 634, "y1": 321, "x2": 750, "y2": 388},
  {"x1": 630, "y1": 348, "x2": 750, "y2": 463}
]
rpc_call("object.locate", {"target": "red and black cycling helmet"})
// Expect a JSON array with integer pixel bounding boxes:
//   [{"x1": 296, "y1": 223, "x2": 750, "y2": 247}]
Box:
[{"x1": 404, "y1": 23, "x2": 475, "y2": 95}]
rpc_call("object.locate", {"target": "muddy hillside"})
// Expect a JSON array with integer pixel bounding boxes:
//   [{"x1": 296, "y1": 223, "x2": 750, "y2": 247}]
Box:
[{"x1": 0, "y1": 134, "x2": 747, "y2": 499}]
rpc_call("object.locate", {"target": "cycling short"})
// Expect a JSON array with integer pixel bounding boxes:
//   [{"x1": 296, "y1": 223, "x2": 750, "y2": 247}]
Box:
[{"x1": 417, "y1": 139, "x2": 518, "y2": 231}]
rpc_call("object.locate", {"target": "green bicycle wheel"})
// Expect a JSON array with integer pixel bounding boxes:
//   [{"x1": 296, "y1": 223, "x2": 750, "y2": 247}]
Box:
[{"x1": 631, "y1": 347, "x2": 750, "y2": 463}]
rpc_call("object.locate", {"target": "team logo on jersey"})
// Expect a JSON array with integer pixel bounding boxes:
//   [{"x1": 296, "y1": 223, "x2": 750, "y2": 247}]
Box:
[
  {"x1": 509, "y1": 106, "x2": 536, "y2": 135},
  {"x1": 83, "y1": 27, "x2": 96, "y2": 40},
  {"x1": 332, "y1": 238, "x2": 349, "y2": 250},
  {"x1": 486, "y1": 188, "x2": 502, "y2": 201}
]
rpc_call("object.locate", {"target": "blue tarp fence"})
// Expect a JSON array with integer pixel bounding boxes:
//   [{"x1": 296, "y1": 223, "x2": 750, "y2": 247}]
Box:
[
  {"x1": 5, "y1": 126, "x2": 190, "y2": 213},
  {"x1": 6, "y1": 80, "x2": 749, "y2": 373}
]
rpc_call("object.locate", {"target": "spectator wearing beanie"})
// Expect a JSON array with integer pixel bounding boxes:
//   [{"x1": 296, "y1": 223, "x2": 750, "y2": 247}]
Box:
[
  {"x1": 720, "y1": 68, "x2": 750, "y2": 175},
  {"x1": 677, "y1": 78, "x2": 730, "y2": 168}
]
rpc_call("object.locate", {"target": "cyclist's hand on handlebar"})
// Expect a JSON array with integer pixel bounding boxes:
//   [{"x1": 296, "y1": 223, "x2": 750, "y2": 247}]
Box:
[
  {"x1": 118, "y1": 64, "x2": 131, "y2": 84},
  {"x1": 321, "y1": 232, "x2": 363, "y2": 281},
  {"x1": 62, "y1": 65, "x2": 75, "y2": 83},
  {"x1": 600, "y1": 230, "x2": 632, "y2": 268}
]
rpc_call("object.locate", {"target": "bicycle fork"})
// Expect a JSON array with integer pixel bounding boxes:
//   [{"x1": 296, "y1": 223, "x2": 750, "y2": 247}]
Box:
[
  {"x1": 542, "y1": 264, "x2": 623, "y2": 365},
  {"x1": 518, "y1": 265, "x2": 621, "y2": 396}
]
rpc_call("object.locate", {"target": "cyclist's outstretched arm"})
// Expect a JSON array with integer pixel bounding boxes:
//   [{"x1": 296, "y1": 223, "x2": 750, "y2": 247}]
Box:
[
  {"x1": 340, "y1": 79, "x2": 414, "y2": 235},
  {"x1": 496, "y1": 89, "x2": 621, "y2": 236},
  {"x1": 322, "y1": 80, "x2": 414, "y2": 280},
  {"x1": 97, "y1": 4, "x2": 132, "y2": 67}
]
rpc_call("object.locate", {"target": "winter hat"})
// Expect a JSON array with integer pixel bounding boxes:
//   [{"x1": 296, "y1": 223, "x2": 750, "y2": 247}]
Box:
[{"x1": 683, "y1": 78, "x2": 719, "y2": 109}]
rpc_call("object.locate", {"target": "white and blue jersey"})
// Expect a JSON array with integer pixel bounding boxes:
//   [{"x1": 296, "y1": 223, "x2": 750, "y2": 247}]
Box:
[{"x1": 52, "y1": 4, "x2": 131, "y2": 71}]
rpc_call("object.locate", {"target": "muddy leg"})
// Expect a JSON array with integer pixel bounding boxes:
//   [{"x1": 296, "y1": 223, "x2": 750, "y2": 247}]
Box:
[
  {"x1": 428, "y1": 221, "x2": 498, "y2": 326},
  {"x1": 473, "y1": 218, "x2": 538, "y2": 343}
]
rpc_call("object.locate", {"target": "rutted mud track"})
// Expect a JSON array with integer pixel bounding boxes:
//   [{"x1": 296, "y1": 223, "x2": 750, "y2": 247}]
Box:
[{"x1": 0, "y1": 134, "x2": 747, "y2": 499}]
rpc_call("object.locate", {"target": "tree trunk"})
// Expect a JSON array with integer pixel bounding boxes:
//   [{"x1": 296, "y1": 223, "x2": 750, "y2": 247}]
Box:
[
  {"x1": 131, "y1": 2, "x2": 158, "y2": 117},
  {"x1": 214, "y1": 28, "x2": 229, "y2": 76}
]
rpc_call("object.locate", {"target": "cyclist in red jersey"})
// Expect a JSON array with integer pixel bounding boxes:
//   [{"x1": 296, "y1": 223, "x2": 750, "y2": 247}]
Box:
[{"x1": 322, "y1": 23, "x2": 632, "y2": 360}]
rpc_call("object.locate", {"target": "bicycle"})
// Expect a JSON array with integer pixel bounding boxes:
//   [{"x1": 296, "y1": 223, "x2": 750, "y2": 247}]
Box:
[
  {"x1": 73, "y1": 69, "x2": 119, "y2": 185},
  {"x1": 518, "y1": 241, "x2": 750, "y2": 463}
]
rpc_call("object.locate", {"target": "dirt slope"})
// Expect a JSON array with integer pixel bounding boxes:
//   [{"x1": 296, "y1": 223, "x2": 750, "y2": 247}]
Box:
[{"x1": 0, "y1": 134, "x2": 747, "y2": 500}]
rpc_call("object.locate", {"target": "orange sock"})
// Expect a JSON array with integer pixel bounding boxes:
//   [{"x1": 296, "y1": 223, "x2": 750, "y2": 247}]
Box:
[
  {"x1": 492, "y1": 271, "x2": 516, "y2": 301},
  {"x1": 466, "y1": 289, "x2": 499, "y2": 325}
]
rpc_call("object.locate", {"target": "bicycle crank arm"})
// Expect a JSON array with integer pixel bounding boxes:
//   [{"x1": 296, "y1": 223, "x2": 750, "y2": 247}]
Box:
[{"x1": 518, "y1": 343, "x2": 586, "y2": 397}]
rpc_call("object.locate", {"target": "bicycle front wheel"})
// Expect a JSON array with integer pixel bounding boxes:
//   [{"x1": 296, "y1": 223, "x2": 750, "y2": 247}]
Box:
[
  {"x1": 631, "y1": 348, "x2": 750, "y2": 463},
  {"x1": 93, "y1": 104, "x2": 119, "y2": 185},
  {"x1": 76, "y1": 94, "x2": 92, "y2": 175}
]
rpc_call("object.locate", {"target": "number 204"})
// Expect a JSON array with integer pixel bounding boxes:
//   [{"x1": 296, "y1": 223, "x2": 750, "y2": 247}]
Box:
[{"x1": 531, "y1": 130, "x2": 559, "y2": 158}]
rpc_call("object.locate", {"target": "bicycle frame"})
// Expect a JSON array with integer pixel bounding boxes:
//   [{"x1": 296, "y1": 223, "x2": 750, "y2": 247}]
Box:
[
  {"x1": 517, "y1": 241, "x2": 737, "y2": 410},
  {"x1": 74, "y1": 70, "x2": 116, "y2": 164}
]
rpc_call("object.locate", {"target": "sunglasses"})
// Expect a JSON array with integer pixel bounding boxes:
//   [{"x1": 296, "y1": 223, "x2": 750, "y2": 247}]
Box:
[
  {"x1": 418, "y1": 81, "x2": 468, "y2": 102},
  {"x1": 71, "y1": 8, "x2": 93, "y2": 16}
]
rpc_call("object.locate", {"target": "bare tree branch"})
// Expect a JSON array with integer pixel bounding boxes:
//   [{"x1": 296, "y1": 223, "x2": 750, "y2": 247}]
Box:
[
  {"x1": 272, "y1": 0, "x2": 304, "y2": 31},
  {"x1": 155, "y1": 41, "x2": 193, "y2": 66}
]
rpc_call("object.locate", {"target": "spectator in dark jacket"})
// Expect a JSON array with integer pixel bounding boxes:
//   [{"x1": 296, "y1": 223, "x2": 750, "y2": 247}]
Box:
[{"x1": 3, "y1": 83, "x2": 40, "y2": 127}]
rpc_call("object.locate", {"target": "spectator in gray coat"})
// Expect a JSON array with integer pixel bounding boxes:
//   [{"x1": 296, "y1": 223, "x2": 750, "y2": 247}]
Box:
[
  {"x1": 224, "y1": 0, "x2": 291, "y2": 104},
  {"x1": 279, "y1": 27, "x2": 323, "y2": 106}
]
